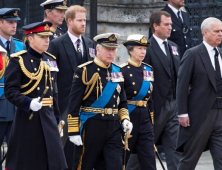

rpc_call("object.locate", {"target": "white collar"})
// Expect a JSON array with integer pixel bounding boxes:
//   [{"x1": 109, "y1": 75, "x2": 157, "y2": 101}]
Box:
[
  {"x1": 67, "y1": 31, "x2": 82, "y2": 43},
  {"x1": 152, "y1": 34, "x2": 168, "y2": 46},
  {"x1": 203, "y1": 41, "x2": 216, "y2": 53},
  {"x1": 168, "y1": 4, "x2": 181, "y2": 16}
]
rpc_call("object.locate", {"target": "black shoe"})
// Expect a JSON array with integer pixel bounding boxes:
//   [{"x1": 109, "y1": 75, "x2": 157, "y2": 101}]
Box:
[{"x1": 159, "y1": 152, "x2": 166, "y2": 162}]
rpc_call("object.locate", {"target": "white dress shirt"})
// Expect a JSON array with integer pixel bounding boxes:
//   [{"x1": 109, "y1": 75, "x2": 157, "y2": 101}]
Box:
[
  {"x1": 67, "y1": 31, "x2": 84, "y2": 56},
  {"x1": 152, "y1": 34, "x2": 168, "y2": 56}
]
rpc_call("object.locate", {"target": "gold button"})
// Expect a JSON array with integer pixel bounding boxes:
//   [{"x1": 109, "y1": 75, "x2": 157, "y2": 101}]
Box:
[
  {"x1": 113, "y1": 105, "x2": 115, "y2": 108},
  {"x1": 132, "y1": 82, "x2": 135, "y2": 85},
  {"x1": 113, "y1": 95, "x2": 116, "y2": 98},
  {"x1": 148, "y1": 90, "x2": 151, "y2": 94},
  {"x1": 51, "y1": 77, "x2": 54, "y2": 80},
  {"x1": 144, "y1": 67, "x2": 146, "y2": 69},
  {"x1": 127, "y1": 66, "x2": 130, "y2": 69},
  {"x1": 34, "y1": 68, "x2": 37, "y2": 71},
  {"x1": 37, "y1": 87, "x2": 40, "y2": 90},
  {"x1": 130, "y1": 74, "x2": 133, "y2": 77},
  {"x1": 31, "y1": 60, "x2": 33, "y2": 63},
  {"x1": 97, "y1": 68, "x2": 100, "y2": 71},
  {"x1": 134, "y1": 91, "x2": 137, "y2": 94}
]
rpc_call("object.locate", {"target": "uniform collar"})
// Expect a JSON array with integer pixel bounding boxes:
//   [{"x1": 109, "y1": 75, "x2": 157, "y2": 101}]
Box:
[
  {"x1": 28, "y1": 47, "x2": 43, "y2": 58},
  {"x1": 94, "y1": 56, "x2": 111, "y2": 69},
  {"x1": 128, "y1": 57, "x2": 141, "y2": 67},
  {"x1": 0, "y1": 35, "x2": 12, "y2": 47}
]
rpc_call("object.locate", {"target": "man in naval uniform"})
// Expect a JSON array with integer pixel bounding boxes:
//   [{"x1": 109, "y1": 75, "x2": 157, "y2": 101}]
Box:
[
  {"x1": 40, "y1": 0, "x2": 68, "y2": 41},
  {"x1": 4, "y1": 21, "x2": 67, "y2": 170},
  {"x1": 67, "y1": 33, "x2": 133, "y2": 170},
  {"x1": 0, "y1": 8, "x2": 26, "y2": 169}
]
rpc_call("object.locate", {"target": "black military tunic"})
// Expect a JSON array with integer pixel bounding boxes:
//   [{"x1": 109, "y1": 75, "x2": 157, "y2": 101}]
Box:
[
  {"x1": 67, "y1": 57, "x2": 130, "y2": 170},
  {"x1": 121, "y1": 58, "x2": 156, "y2": 170},
  {"x1": 50, "y1": 26, "x2": 64, "y2": 41},
  {"x1": 4, "y1": 47, "x2": 67, "y2": 170}
]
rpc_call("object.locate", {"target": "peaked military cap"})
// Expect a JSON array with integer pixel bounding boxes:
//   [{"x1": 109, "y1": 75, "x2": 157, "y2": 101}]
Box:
[
  {"x1": 22, "y1": 21, "x2": 53, "y2": 36},
  {"x1": 93, "y1": 33, "x2": 120, "y2": 48},
  {"x1": 40, "y1": 0, "x2": 68, "y2": 10},
  {"x1": 0, "y1": 45, "x2": 7, "y2": 57},
  {"x1": 123, "y1": 34, "x2": 150, "y2": 47},
  {"x1": 0, "y1": 8, "x2": 20, "y2": 21}
]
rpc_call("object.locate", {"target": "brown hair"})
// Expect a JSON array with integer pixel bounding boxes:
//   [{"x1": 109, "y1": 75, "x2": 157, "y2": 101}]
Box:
[
  {"x1": 65, "y1": 5, "x2": 87, "y2": 22},
  {"x1": 150, "y1": 11, "x2": 171, "y2": 33}
]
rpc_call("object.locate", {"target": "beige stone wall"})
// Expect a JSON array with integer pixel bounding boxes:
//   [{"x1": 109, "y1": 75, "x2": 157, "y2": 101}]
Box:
[{"x1": 84, "y1": 0, "x2": 166, "y2": 64}]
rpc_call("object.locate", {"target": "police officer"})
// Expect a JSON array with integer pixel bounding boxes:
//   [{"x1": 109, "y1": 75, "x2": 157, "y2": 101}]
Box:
[
  {"x1": 40, "y1": 0, "x2": 68, "y2": 41},
  {"x1": 0, "y1": 46, "x2": 6, "y2": 71},
  {"x1": 67, "y1": 33, "x2": 133, "y2": 170},
  {"x1": 4, "y1": 21, "x2": 67, "y2": 170},
  {"x1": 121, "y1": 34, "x2": 156, "y2": 170},
  {"x1": 0, "y1": 8, "x2": 26, "y2": 169}
]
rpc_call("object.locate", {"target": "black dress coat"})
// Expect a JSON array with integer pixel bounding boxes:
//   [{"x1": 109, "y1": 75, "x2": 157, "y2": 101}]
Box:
[{"x1": 4, "y1": 48, "x2": 67, "y2": 170}]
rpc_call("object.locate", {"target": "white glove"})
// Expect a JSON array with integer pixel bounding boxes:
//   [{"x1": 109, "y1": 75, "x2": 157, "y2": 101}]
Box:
[
  {"x1": 69, "y1": 135, "x2": 83, "y2": 146},
  {"x1": 122, "y1": 119, "x2": 133, "y2": 134},
  {"x1": 30, "y1": 97, "x2": 42, "y2": 111}
]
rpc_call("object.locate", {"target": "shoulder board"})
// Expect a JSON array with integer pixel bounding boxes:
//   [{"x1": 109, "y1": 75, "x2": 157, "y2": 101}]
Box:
[
  {"x1": 10, "y1": 50, "x2": 27, "y2": 58},
  {"x1": 57, "y1": 27, "x2": 63, "y2": 31},
  {"x1": 119, "y1": 62, "x2": 128, "y2": 68},
  {"x1": 142, "y1": 62, "x2": 152, "y2": 68},
  {"x1": 111, "y1": 62, "x2": 121, "y2": 68},
  {"x1": 78, "y1": 61, "x2": 93, "y2": 68},
  {"x1": 44, "y1": 51, "x2": 56, "y2": 60},
  {"x1": 12, "y1": 37, "x2": 22, "y2": 42}
]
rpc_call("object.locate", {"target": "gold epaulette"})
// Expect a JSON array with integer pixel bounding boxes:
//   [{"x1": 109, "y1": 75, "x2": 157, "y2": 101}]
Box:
[
  {"x1": 44, "y1": 51, "x2": 56, "y2": 60},
  {"x1": 10, "y1": 50, "x2": 27, "y2": 58},
  {"x1": 119, "y1": 62, "x2": 128, "y2": 68},
  {"x1": 142, "y1": 62, "x2": 152, "y2": 68},
  {"x1": 67, "y1": 114, "x2": 79, "y2": 133},
  {"x1": 78, "y1": 61, "x2": 93, "y2": 68},
  {"x1": 118, "y1": 108, "x2": 130, "y2": 121}
]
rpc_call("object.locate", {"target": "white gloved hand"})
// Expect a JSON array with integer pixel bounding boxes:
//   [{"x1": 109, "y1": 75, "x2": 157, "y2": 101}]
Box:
[
  {"x1": 30, "y1": 97, "x2": 42, "y2": 111},
  {"x1": 122, "y1": 119, "x2": 133, "y2": 134},
  {"x1": 69, "y1": 135, "x2": 83, "y2": 146}
]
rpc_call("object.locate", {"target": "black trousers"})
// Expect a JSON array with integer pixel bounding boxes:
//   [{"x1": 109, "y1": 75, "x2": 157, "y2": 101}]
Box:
[
  {"x1": 125, "y1": 107, "x2": 156, "y2": 170},
  {"x1": 178, "y1": 109, "x2": 222, "y2": 170},
  {"x1": 76, "y1": 118, "x2": 122, "y2": 170}
]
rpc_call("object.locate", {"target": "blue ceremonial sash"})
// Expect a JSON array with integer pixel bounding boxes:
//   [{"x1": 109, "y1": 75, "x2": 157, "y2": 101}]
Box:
[
  {"x1": 0, "y1": 40, "x2": 25, "y2": 97},
  {"x1": 128, "y1": 65, "x2": 151, "y2": 114},
  {"x1": 79, "y1": 64, "x2": 120, "y2": 135}
]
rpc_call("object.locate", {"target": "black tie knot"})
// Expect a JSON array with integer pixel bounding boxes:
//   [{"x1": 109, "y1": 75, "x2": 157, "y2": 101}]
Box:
[{"x1": 214, "y1": 48, "x2": 219, "y2": 57}]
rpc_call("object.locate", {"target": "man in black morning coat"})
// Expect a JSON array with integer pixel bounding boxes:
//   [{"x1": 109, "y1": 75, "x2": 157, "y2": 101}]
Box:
[
  {"x1": 48, "y1": 5, "x2": 96, "y2": 170},
  {"x1": 177, "y1": 17, "x2": 222, "y2": 170},
  {"x1": 143, "y1": 11, "x2": 181, "y2": 170}
]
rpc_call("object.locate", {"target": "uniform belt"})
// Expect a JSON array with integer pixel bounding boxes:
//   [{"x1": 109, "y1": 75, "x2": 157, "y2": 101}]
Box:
[
  {"x1": 81, "y1": 106, "x2": 118, "y2": 115},
  {"x1": 41, "y1": 98, "x2": 53, "y2": 106},
  {"x1": 127, "y1": 100, "x2": 147, "y2": 107}
]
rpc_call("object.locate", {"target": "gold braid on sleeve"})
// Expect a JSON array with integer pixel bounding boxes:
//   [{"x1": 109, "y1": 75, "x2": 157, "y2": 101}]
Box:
[
  {"x1": 82, "y1": 66, "x2": 102, "y2": 100},
  {"x1": 0, "y1": 56, "x2": 9, "y2": 79}
]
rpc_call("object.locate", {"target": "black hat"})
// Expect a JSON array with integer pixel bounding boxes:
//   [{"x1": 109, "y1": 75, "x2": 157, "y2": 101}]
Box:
[
  {"x1": 0, "y1": 8, "x2": 21, "y2": 21},
  {"x1": 93, "y1": 33, "x2": 120, "y2": 48},
  {"x1": 123, "y1": 34, "x2": 150, "y2": 47},
  {"x1": 40, "y1": 0, "x2": 68, "y2": 10},
  {"x1": 22, "y1": 21, "x2": 53, "y2": 36}
]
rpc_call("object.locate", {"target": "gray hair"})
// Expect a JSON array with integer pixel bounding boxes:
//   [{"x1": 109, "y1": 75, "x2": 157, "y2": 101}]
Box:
[
  {"x1": 125, "y1": 45, "x2": 134, "y2": 56},
  {"x1": 201, "y1": 17, "x2": 222, "y2": 35},
  {"x1": 44, "y1": 9, "x2": 54, "y2": 19}
]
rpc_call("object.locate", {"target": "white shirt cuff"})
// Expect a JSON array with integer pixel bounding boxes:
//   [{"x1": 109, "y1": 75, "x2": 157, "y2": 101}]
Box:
[{"x1": 178, "y1": 114, "x2": 189, "y2": 117}]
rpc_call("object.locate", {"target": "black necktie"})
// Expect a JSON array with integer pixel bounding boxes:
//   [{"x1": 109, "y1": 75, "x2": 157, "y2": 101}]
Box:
[
  {"x1": 163, "y1": 41, "x2": 171, "y2": 60},
  {"x1": 76, "y1": 39, "x2": 82, "y2": 65},
  {"x1": 214, "y1": 48, "x2": 221, "y2": 79},
  {"x1": 6, "y1": 40, "x2": 10, "y2": 56},
  {"x1": 177, "y1": 11, "x2": 183, "y2": 24}
]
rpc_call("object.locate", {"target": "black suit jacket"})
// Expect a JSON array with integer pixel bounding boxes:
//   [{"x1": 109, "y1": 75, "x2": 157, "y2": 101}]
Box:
[
  {"x1": 144, "y1": 36, "x2": 180, "y2": 121},
  {"x1": 48, "y1": 33, "x2": 96, "y2": 115},
  {"x1": 163, "y1": 5, "x2": 192, "y2": 56},
  {"x1": 176, "y1": 43, "x2": 218, "y2": 151}
]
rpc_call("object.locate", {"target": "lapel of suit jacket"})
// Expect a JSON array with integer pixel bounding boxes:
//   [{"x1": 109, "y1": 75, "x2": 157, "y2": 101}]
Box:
[
  {"x1": 181, "y1": 11, "x2": 190, "y2": 27},
  {"x1": 150, "y1": 37, "x2": 171, "y2": 77},
  {"x1": 82, "y1": 36, "x2": 92, "y2": 61},
  {"x1": 199, "y1": 43, "x2": 217, "y2": 91},
  {"x1": 168, "y1": 41, "x2": 180, "y2": 74},
  {"x1": 62, "y1": 33, "x2": 77, "y2": 72},
  {"x1": 164, "y1": 5, "x2": 183, "y2": 28},
  {"x1": 10, "y1": 38, "x2": 15, "y2": 54}
]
